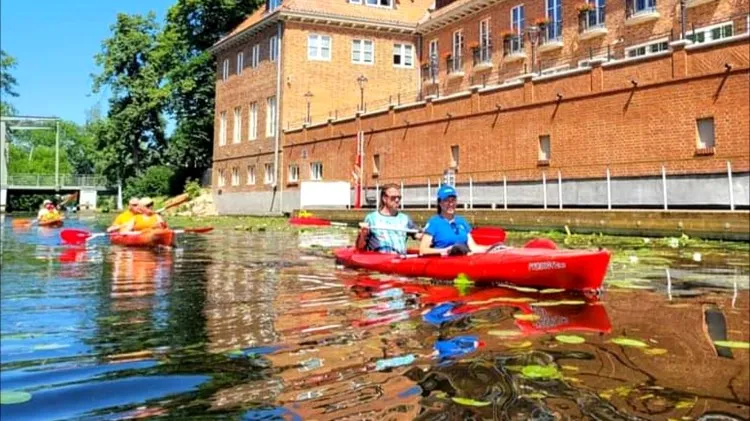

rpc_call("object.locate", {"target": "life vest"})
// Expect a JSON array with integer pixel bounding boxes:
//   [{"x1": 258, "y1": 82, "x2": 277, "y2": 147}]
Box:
[{"x1": 132, "y1": 214, "x2": 161, "y2": 231}]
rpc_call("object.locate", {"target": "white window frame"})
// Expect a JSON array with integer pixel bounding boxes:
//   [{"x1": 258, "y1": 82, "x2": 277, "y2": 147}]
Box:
[
  {"x1": 264, "y1": 163, "x2": 275, "y2": 184},
  {"x1": 288, "y1": 164, "x2": 300, "y2": 182},
  {"x1": 218, "y1": 168, "x2": 226, "y2": 187},
  {"x1": 231, "y1": 167, "x2": 240, "y2": 186},
  {"x1": 539, "y1": 135, "x2": 551, "y2": 161},
  {"x1": 625, "y1": 37, "x2": 669, "y2": 58},
  {"x1": 479, "y1": 19, "x2": 491, "y2": 62},
  {"x1": 686, "y1": 21, "x2": 734, "y2": 44},
  {"x1": 310, "y1": 162, "x2": 323, "y2": 180},
  {"x1": 236, "y1": 52, "x2": 244, "y2": 74},
  {"x1": 352, "y1": 39, "x2": 374, "y2": 65},
  {"x1": 545, "y1": 0, "x2": 562, "y2": 41},
  {"x1": 219, "y1": 111, "x2": 227, "y2": 146},
  {"x1": 429, "y1": 39, "x2": 439, "y2": 64},
  {"x1": 266, "y1": 96, "x2": 277, "y2": 137},
  {"x1": 630, "y1": 0, "x2": 656, "y2": 16},
  {"x1": 696, "y1": 117, "x2": 715, "y2": 149},
  {"x1": 269, "y1": 36, "x2": 278, "y2": 62},
  {"x1": 451, "y1": 30, "x2": 464, "y2": 71},
  {"x1": 247, "y1": 165, "x2": 256, "y2": 185},
  {"x1": 248, "y1": 102, "x2": 258, "y2": 140},
  {"x1": 392, "y1": 43, "x2": 414, "y2": 68},
  {"x1": 251, "y1": 44, "x2": 260, "y2": 68},
  {"x1": 365, "y1": 0, "x2": 393, "y2": 7},
  {"x1": 510, "y1": 5, "x2": 525, "y2": 54},
  {"x1": 308, "y1": 34, "x2": 332, "y2": 61},
  {"x1": 233, "y1": 106, "x2": 242, "y2": 143},
  {"x1": 349, "y1": 0, "x2": 362, "y2": 3},
  {"x1": 221, "y1": 58, "x2": 229, "y2": 80}
]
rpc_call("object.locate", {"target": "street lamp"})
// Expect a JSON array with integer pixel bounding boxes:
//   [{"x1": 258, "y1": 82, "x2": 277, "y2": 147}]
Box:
[
  {"x1": 304, "y1": 90, "x2": 313, "y2": 124},
  {"x1": 357, "y1": 74, "x2": 368, "y2": 112},
  {"x1": 526, "y1": 25, "x2": 541, "y2": 74}
]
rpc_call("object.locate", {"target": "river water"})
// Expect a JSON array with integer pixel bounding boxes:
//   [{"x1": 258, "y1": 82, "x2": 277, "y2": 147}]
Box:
[{"x1": 1, "y1": 216, "x2": 748, "y2": 420}]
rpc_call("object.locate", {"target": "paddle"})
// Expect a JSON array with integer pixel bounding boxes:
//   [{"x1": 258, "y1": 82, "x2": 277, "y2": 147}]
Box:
[
  {"x1": 366, "y1": 225, "x2": 556, "y2": 250},
  {"x1": 61, "y1": 227, "x2": 214, "y2": 245},
  {"x1": 156, "y1": 193, "x2": 190, "y2": 214}
]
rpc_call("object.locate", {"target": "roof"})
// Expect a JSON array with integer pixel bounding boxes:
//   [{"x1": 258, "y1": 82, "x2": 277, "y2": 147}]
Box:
[{"x1": 417, "y1": 0, "x2": 504, "y2": 33}]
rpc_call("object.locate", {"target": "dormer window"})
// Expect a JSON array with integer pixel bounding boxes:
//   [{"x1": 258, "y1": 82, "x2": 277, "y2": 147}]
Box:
[
  {"x1": 268, "y1": 0, "x2": 282, "y2": 11},
  {"x1": 351, "y1": 0, "x2": 393, "y2": 7}
]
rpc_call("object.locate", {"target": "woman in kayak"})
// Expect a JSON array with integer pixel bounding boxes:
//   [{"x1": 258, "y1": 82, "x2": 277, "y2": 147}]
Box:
[
  {"x1": 122, "y1": 197, "x2": 167, "y2": 232},
  {"x1": 419, "y1": 185, "x2": 488, "y2": 256},
  {"x1": 356, "y1": 183, "x2": 422, "y2": 254}
]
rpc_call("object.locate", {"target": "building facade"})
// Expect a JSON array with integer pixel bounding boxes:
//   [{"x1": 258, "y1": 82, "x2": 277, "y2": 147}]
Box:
[{"x1": 212, "y1": 0, "x2": 749, "y2": 213}]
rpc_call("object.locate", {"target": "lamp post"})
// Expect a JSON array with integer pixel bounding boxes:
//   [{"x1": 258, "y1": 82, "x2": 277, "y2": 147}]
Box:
[
  {"x1": 304, "y1": 90, "x2": 313, "y2": 124},
  {"x1": 526, "y1": 25, "x2": 541, "y2": 74},
  {"x1": 357, "y1": 74, "x2": 368, "y2": 112}
]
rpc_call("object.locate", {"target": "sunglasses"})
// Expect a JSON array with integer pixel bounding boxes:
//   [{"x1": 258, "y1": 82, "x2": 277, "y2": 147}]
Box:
[{"x1": 385, "y1": 195, "x2": 402, "y2": 200}]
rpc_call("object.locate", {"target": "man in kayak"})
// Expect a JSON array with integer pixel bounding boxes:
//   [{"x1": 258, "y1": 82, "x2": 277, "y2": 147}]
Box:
[
  {"x1": 107, "y1": 198, "x2": 140, "y2": 233},
  {"x1": 419, "y1": 185, "x2": 488, "y2": 256},
  {"x1": 122, "y1": 197, "x2": 167, "y2": 232},
  {"x1": 37, "y1": 199, "x2": 62, "y2": 223},
  {"x1": 356, "y1": 183, "x2": 422, "y2": 254}
]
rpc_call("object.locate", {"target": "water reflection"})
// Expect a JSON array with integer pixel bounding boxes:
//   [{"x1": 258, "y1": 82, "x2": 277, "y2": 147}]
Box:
[{"x1": 1, "y1": 218, "x2": 748, "y2": 420}]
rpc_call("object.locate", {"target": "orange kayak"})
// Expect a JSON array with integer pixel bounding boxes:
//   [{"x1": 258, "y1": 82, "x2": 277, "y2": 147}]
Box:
[
  {"x1": 39, "y1": 218, "x2": 64, "y2": 228},
  {"x1": 110, "y1": 229, "x2": 175, "y2": 247}
]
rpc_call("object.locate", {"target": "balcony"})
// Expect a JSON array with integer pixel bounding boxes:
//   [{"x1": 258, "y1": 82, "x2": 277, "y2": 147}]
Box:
[
  {"x1": 447, "y1": 55, "x2": 464, "y2": 78},
  {"x1": 625, "y1": 1, "x2": 659, "y2": 26},
  {"x1": 472, "y1": 44, "x2": 493, "y2": 70},
  {"x1": 421, "y1": 63, "x2": 439, "y2": 85},
  {"x1": 579, "y1": 6, "x2": 608, "y2": 40},
  {"x1": 538, "y1": 22, "x2": 564, "y2": 52},
  {"x1": 503, "y1": 36, "x2": 526, "y2": 62}
]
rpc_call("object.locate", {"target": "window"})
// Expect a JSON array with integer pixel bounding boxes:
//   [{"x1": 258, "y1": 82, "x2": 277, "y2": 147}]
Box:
[
  {"x1": 510, "y1": 5, "x2": 525, "y2": 54},
  {"x1": 479, "y1": 19, "x2": 491, "y2": 62},
  {"x1": 539, "y1": 135, "x2": 551, "y2": 161},
  {"x1": 217, "y1": 169, "x2": 226, "y2": 187},
  {"x1": 221, "y1": 58, "x2": 229, "y2": 80},
  {"x1": 696, "y1": 118, "x2": 715, "y2": 149},
  {"x1": 247, "y1": 165, "x2": 256, "y2": 185},
  {"x1": 686, "y1": 22, "x2": 734, "y2": 44},
  {"x1": 251, "y1": 44, "x2": 260, "y2": 68},
  {"x1": 310, "y1": 162, "x2": 323, "y2": 180},
  {"x1": 373, "y1": 154, "x2": 381, "y2": 174},
  {"x1": 264, "y1": 163, "x2": 275, "y2": 184},
  {"x1": 364, "y1": 0, "x2": 392, "y2": 6},
  {"x1": 248, "y1": 102, "x2": 258, "y2": 140},
  {"x1": 269, "y1": 36, "x2": 278, "y2": 62},
  {"x1": 219, "y1": 111, "x2": 227, "y2": 146},
  {"x1": 352, "y1": 39, "x2": 374, "y2": 64},
  {"x1": 451, "y1": 31, "x2": 464, "y2": 71},
  {"x1": 630, "y1": 0, "x2": 656, "y2": 16},
  {"x1": 236, "y1": 52, "x2": 244, "y2": 74},
  {"x1": 546, "y1": 0, "x2": 562, "y2": 40},
  {"x1": 288, "y1": 164, "x2": 299, "y2": 182},
  {"x1": 233, "y1": 107, "x2": 242, "y2": 143},
  {"x1": 450, "y1": 145, "x2": 459, "y2": 168},
  {"x1": 231, "y1": 167, "x2": 240, "y2": 186},
  {"x1": 625, "y1": 38, "x2": 669, "y2": 58},
  {"x1": 308, "y1": 34, "x2": 332, "y2": 61},
  {"x1": 350, "y1": 0, "x2": 362, "y2": 3},
  {"x1": 393, "y1": 43, "x2": 414, "y2": 67},
  {"x1": 266, "y1": 96, "x2": 277, "y2": 137},
  {"x1": 583, "y1": 0, "x2": 606, "y2": 29},
  {"x1": 269, "y1": 0, "x2": 282, "y2": 10}
]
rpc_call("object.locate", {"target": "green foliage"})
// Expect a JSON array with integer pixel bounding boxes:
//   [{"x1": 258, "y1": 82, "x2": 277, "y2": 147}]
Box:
[
  {"x1": 184, "y1": 178, "x2": 202, "y2": 199},
  {"x1": 8, "y1": 144, "x2": 73, "y2": 175},
  {"x1": 1, "y1": 49, "x2": 19, "y2": 115},
  {"x1": 123, "y1": 165, "x2": 176, "y2": 200},
  {"x1": 7, "y1": 193, "x2": 49, "y2": 212}
]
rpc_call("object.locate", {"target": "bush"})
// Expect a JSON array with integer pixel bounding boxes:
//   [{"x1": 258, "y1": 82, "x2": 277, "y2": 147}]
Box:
[
  {"x1": 184, "y1": 178, "x2": 202, "y2": 199},
  {"x1": 123, "y1": 166, "x2": 176, "y2": 200}
]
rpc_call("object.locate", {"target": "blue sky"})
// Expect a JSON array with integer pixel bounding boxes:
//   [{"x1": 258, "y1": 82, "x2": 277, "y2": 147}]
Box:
[{"x1": 1, "y1": 0, "x2": 175, "y2": 124}]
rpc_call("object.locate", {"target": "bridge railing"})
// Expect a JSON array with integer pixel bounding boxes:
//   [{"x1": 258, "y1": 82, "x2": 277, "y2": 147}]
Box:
[{"x1": 6, "y1": 174, "x2": 108, "y2": 188}]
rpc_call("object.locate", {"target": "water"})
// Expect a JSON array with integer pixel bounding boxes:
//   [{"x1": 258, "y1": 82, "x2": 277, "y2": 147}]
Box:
[{"x1": 1, "y1": 216, "x2": 748, "y2": 420}]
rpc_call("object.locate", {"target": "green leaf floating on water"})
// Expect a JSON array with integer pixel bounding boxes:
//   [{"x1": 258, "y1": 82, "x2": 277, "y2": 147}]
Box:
[
  {"x1": 714, "y1": 340, "x2": 750, "y2": 349},
  {"x1": 451, "y1": 397, "x2": 491, "y2": 407},
  {"x1": 1, "y1": 391, "x2": 32, "y2": 405},
  {"x1": 555, "y1": 335, "x2": 586, "y2": 344},
  {"x1": 488, "y1": 330, "x2": 522, "y2": 338},
  {"x1": 521, "y1": 365, "x2": 561, "y2": 379},
  {"x1": 610, "y1": 338, "x2": 649, "y2": 348}
]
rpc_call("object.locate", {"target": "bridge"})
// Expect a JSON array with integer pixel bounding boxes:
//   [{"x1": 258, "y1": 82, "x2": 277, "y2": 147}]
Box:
[{"x1": 1, "y1": 116, "x2": 111, "y2": 212}]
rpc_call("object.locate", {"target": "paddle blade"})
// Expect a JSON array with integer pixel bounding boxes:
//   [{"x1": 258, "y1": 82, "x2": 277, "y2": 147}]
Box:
[
  {"x1": 184, "y1": 227, "x2": 213, "y2": 233},
  {"x1": 524, "y1": 238, "x2": 558, "y2": 249},
  {"x1": 12, "y1": 219, "x2": 33, "y2": 227},
  {"x1": 470, "y1": 227, "x2": 507, "y2": 246},
  {"x1": 157, "y1": 193, "x2": 190, "y2": 213},
  {"x1": 60, "y1": 229, "x2": 91, "y2": 245}
]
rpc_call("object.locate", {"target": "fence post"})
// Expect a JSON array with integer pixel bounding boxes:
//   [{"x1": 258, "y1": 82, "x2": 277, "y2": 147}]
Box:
[
  {"x1": 542, "y1": 172, "x2": 547, "y2": 209},
  {"x1": 400, "y1": 180, "x2": 404, "y2": 209},
  {"x1": 662, "y1": 164, "x2": 668, "y2": 210},
  {"x1": 727, "y1": 160, "x2": 735, "y2": 211},
  {"x1": 427, "y1": 178, "x2": 431, "y2": 209},
  {"x1": 469, "y1": 176, "x2": 474, "y2": 209},
  {"x1": 557, "y1": 170, "x2": 563, "y2": 209},
  {"x1": 503, "y1": 175, "x2": 508, "y2": 209},
  {"x1": 606, "y1": 167, "x2": 612, "y2": 210}
]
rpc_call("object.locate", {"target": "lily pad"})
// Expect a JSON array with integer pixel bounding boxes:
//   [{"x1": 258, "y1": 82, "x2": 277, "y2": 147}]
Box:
[
  {"x1": 505, "y1": 341, "x2": 533, "y2": 349},
  {"x1": 610, "y1": 338, "x2": 649, "y2": 348},
  {"x1": 1, "y1": 391, "x2": 32, "y2": 405},
  {"x1": 513, "y1": 314, "x2": 540, "y2": 321},
  {"x1": 555, "y1": 335, "x2": 586, "y2": 344},
  {"x1": 675, "y1": 400, "x2": 696, "y2": 409},
  {"x1": 525, "y1": 392, "x2": 546, "y2": 399},
  {"x1": 713, "y1": 340, "x2": 750, "y2": 349},
  {"x1": 488, "y1": 330, "x2": 522, "y2": 338},
  {"x1": 451, "y1": 397, "x2": 491, "y2": 407},
  {"x1": 521, "y1": 365, "x2": 561, "y2": 379},
  {"x1": 641, "y1": 348, "x2": 668, "y2": 356}
]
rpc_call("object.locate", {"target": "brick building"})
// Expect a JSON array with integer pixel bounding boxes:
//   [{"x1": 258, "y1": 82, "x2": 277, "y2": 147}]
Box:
[{"x1": 212, "y1": 0, "x2": 749, "y2": 214}]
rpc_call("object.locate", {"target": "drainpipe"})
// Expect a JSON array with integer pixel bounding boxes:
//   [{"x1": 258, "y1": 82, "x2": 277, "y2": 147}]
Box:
[
  {"x1": 274, "y1": 20, "x2": 284, "y2": 214},
  {"x1": 416, "y1": 31, "x2": 423, "y2": 94}
]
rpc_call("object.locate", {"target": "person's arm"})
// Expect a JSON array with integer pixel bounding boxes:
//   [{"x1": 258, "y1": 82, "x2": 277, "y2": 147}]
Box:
[
  {"x1": 356, "y1": 220, "x2": 370, "y2": 251},
  {"x1": 468, "y1": 234, "x2": 489, "y2": 253},
  {"x1": 406, "y1": 217, "x2": 423, "y2": 241},
  {"x1": 419, "y1": 233, "x2": 450, "y2": 256},
  {"x1": 121, "y1": 218, "x2": 136, "y2": 233}
]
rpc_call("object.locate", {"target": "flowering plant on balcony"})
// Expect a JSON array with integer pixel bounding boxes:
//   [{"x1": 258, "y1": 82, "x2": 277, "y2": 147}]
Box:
[
  {"x1": 443, "y1": 52, "x2": 453, "y2": 60},
  {"x1": 468, "y1": 41, "x2": 480, "y2": 50},
  {"x1": 576, "y1": 2, "x2": 595, "y2": 14},
  {"x1": 533, "y1": 17, "x2": 551, "y2": 28},
  {"x1": 499, "y1": 30, "x2": 514, "y2": 40}
]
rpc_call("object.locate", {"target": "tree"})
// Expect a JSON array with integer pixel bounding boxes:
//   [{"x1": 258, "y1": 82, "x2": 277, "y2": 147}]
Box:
[
  {"x1": 92, "y1": 12, "x2": 169, "y2": 184},
  {"x1": 1, "y1": 49, "x2": 19, "y2": 115}
]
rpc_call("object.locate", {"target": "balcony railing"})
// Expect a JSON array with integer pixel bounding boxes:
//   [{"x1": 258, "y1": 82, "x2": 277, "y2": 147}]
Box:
[
  {"x1": 503, "y1": 36, "x2": 525, "y2": 56},
  {"x1": 579, "y1": 6, "x2": 607, "y2": 32},
  {"x1": 447, "y1": 54, "x2": 464, "y2": 74},
  {"x1": 472, "y1": 44, "x2": 493, "y2": 66},
  {"x1": 421, "y1": 63, "x2": 439, "y2": 82},
  {"x1": 6, "y1": 174, "x2": 108, "y2": 188},
  {"x1": 626, "y1": 0, "x2": 657, "y2": 19}
]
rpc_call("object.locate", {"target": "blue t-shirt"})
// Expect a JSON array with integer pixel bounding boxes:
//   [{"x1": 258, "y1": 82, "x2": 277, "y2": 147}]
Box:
[
  {"x1": 364, "y1": 211, "x2": 418, "y2": 254},
  {"x1": 424, "y1": 214, "x2": 472, "y2": 249}
]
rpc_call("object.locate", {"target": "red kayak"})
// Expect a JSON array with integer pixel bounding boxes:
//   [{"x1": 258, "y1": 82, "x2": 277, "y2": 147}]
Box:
[
  {"x1": 289, "y1": 216, "x2": 334, "y2": 226},
  {"x1": 110, "y1": 229, "x2": 176, "y2": 248},
  {"x1": 334, "y1": 247, "x2": 611, "y2": 291}
]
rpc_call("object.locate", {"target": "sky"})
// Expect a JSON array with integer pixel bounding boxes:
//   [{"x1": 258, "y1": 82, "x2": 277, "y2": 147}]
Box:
[{"x1": 1, "y1": 0, "x2": 175, "y2": 125}]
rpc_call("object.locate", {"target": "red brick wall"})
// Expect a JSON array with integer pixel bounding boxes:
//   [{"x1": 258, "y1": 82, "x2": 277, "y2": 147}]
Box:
[{"x1": 283, "y1": 39, "x2": 749, "y2": 189}]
